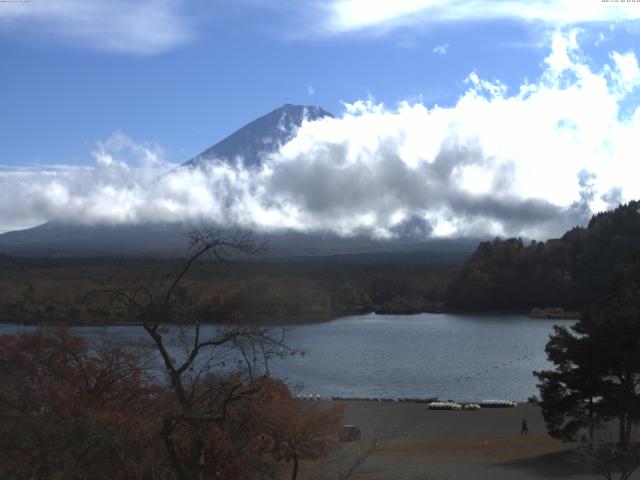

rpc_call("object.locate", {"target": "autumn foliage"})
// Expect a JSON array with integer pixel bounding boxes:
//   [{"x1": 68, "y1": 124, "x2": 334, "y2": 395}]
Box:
[
  {"x1": 0, "y1": 329, "x2": 159, "y2": 480},
  {"x1": 247, "y1": 379, "x2": 345, "y2": 480},
  {"x1": 0, "y1": 329, "x2": 344, "y2": 480}
]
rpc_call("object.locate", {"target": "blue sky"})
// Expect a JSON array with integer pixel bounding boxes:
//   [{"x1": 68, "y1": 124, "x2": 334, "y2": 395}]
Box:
[
  {"x1": 0, "y1": 1, "x2": 639, "y2": 237},
  {"x1": 1, "y1": 0, "x2": 635, "y2": 166}
]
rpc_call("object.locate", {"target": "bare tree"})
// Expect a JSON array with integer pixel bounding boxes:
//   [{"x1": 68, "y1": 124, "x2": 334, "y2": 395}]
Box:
[
  {"x1": 106, "y1": 227, "x2": 298, "y2": 480},
  {"x1": 310, "y1": 428, "x2": 403, "y2": 480},
  {"x1": 578, "y1": 442, "x2": 640, "y2": 480}
]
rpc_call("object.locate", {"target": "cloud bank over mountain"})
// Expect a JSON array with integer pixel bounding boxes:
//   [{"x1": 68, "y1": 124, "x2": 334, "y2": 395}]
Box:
[{"x1": 1, "y1": 31, "x2": 639, "y2": 239}]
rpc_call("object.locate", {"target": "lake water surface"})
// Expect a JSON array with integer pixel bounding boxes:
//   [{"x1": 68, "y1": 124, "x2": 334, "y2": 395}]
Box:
[{"x1": 1, "y1": 313, "x2": 575, "y2": 402}]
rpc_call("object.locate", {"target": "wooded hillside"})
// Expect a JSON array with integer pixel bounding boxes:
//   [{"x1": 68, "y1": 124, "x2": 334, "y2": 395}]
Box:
[{"x1": 447, "y1": 201, "x2": 640, "y2": 311}]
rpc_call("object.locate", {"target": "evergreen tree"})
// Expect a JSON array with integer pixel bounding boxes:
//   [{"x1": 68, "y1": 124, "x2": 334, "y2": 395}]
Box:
[{"x1": 535, "y1": 258, "x2": 640, "y2": 445}]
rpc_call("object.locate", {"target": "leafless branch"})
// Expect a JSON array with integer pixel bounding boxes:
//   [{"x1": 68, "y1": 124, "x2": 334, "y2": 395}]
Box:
[
  {"x1": 578, "y1": 442, "x2": 640, "y2": 480},
  {"x1": 311, "y1": 427, "x2": 404, "y2": 480}
]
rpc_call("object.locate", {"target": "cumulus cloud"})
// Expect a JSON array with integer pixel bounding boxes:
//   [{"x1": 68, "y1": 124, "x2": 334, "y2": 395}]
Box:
[
  {"x1": 2, "y1": 31, "x2": 639, "y2": 239},
  {"x1": 324, "y1": 0, "x2": 640, "y2": 34},
  {"x1": 0, "y1": 0, "x2": 192, "y2": 54}
]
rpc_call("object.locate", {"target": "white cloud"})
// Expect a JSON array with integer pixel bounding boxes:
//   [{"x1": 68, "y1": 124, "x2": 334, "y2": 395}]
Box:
[
  {"x1": 0, "y1": 0, "x2": 192, "y2": 54},
  {"x1": 2, "y1": 31, "x2": 639, "y2": 240},
  {"x1": 324, "y1": 0, "x2": 640, "y2": 34},
  {"x1": 433, "y1": 43, "x2": 448, "y2": 55},
  {"x1": 308, "y1": 84, "x2": 316, "y2": 96}
]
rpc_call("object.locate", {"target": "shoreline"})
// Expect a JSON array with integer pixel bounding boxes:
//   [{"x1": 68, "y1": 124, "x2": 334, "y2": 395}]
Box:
[
  {"x1": 0, "y1": 308, "x2": 578, "y2": 329},
  {"x1": 1, "y1": 311, "x2": 428, "y2": 329}
]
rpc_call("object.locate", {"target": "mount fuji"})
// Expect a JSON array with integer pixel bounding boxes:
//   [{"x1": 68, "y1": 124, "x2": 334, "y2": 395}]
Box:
[
  {"x1": 184, "y1": 104, "x2": 333, "y2": 168},
  {"x1": 0, "y1": 104, "x2": 477, "y2": 260}
]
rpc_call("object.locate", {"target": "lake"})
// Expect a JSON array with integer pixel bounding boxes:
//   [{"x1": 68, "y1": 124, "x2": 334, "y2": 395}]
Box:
[{"x1": 0, "y1": 313, "x2": 574, "y2": 402}]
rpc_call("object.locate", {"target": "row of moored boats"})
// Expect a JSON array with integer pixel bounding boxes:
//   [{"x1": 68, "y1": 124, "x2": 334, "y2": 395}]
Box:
[
  {"x1": 429, "y1": 399, "x2": 518, "y2": 410},
  {"x1": 297, "y1": 395, "x2": 518, "y2": 409}
]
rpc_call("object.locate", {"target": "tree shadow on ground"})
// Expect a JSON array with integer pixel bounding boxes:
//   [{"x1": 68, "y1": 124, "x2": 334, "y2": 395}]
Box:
[{"x1": 499, "y1": 449, "x2": 597, "y2": 479}]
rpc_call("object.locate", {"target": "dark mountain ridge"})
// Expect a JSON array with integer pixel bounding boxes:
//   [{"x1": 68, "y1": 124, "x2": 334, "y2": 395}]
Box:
[{"x1": 0, "y1": 220, "x2": 478, "y2": 262}]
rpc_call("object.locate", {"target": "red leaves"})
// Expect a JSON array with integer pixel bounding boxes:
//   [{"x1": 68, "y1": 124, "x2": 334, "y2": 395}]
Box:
[
  {"x1": 0, "y1": 329, "x2": 159, "y2": 480},
  {"x1": 247, "y1": 379, "x2": 345, "y2": 466},
  {"x1": 0, "y1": 330, "x2": 344, "y2": 480}
]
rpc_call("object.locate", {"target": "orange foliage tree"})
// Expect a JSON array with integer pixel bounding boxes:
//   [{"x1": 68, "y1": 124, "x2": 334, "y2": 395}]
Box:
[
  {"x1": 0, "y1": 330, "x2": 345, "y2": 480},
  {"x1": 0, "y1": 329, "x2": 161, "y2": 480},
  {"x1": 250, "y1": 379, "x2": 345, "y2": 480}
]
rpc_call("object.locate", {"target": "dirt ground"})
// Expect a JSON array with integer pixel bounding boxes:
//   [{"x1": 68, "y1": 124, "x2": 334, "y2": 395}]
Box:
[{"x1": 322, "y1": 401, "x2": 627, "y2": 480}]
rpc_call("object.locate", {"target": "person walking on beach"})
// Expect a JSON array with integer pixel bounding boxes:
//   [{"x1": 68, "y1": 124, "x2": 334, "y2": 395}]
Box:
[{"x1": 521, "y1": 417, "x2": 528, "y2": 435}]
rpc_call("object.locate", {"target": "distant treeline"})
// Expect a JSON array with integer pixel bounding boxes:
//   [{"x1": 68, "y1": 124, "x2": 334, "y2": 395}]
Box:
[
  {"x1": 0, "y1": 252, "x2": 458, "y2": 325},
  {"x1": 5, "y1": 201, "x2": 638, "y2": 324},
  {"x1": 447, "y1": 201, "x2": 640, "y2": 311}
]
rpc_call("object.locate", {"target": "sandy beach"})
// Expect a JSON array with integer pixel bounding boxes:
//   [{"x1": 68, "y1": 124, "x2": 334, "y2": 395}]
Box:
[{"x1": 328, "y1": 401, "x2": 610, "y2": 480}]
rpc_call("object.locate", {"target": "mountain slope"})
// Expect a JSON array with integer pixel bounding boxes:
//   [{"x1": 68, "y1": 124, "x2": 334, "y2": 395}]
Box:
[
  {"x1": 183, "y1": 104, "x2": 333, "y2": 168},
  {"x1": 0, "y1": 222, "x2": 189, "y2": 256},
  {"x1": 0, "y1": 220, "x2": 478, "y2": 261},
  {"x1": 0, "y1": 104, "x2": 334, "y2": 256},
  {"x1": 0, "y1": 103, "x2": 477, "y2": 259}
]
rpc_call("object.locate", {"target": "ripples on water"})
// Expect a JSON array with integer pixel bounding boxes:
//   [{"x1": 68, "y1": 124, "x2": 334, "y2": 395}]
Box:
[{"x1": 0, "y1": 313, "x2": 575, "y2": 402}]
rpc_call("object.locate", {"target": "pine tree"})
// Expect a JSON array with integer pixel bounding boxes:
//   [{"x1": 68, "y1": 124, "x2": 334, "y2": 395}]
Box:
[{"x1": 535, "y1": 257, "x2": 640, "y2": 446}]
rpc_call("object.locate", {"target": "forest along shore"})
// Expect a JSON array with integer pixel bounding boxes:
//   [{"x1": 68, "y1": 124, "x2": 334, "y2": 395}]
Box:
[
  {"x1": 3, "y1": 202, "x2": 640, "y2": 327},
  {"x1": 0, "y1": 254, "x2": 459, "y2": 325}
]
